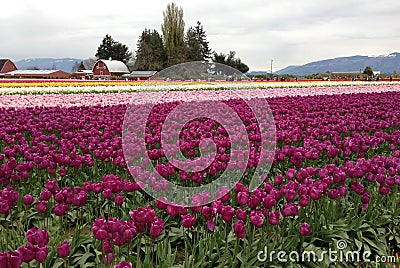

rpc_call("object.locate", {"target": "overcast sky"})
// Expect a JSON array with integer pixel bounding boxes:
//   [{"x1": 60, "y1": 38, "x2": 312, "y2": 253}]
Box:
[{"x1": 1, "y1": 0, "x2": 399, "y2": 71}]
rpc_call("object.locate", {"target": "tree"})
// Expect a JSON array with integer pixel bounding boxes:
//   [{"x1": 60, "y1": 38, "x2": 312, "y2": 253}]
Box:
[
  {"x1": 194, "y1": 21, "x2": 212, "y2": 60},
  {"x1": 185, "y1": 27, "x2": 203, "y2": 61},
  {"x1": 161, "y1": 3, "x2": 186, "y2": 65},
  {"x1": 71, "y1": 61, "x2": 85, "y2": 73},
  {"x1": 95, "y1": 34, "x2": 132, "y2": 63},
  {"x1": 213, "y1": 52, "x2": 227, "y2": 64},
  {"x1": 212, "y1": 51, "x2": 249, "y2": 73},
  {"x1": 83, "y1": 58, "x2": 97, "y2": 70},
  {"x1": 363, "y1": 66, "x2": 374, "y2": 77},
  {"x1": 134, "y1": 29, "x2": 168, "y2": 71},
  {"x1": 185, "y1": 21, "x2": 212, "y2": 61},
  {"x1": 78, "y1": 62, "x2": 85, "y2": 71}
]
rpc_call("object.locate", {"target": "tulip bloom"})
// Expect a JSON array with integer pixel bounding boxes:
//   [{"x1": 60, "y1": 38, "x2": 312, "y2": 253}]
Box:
[
  {"x1": 221, "y1": 205, "x2": 235, "y2": 222},
  {"x1": 35, "y1": 246, "x2": 49, "y2": 262},
  {"x1": 26, "y1": 227, "x2": 49, "y2": 246},
  {"x1": 250, "y1": 210, "x2": 264, "y2": 227},
  {"x1": 236, "y1": 191, "x2": 249, "y2": 206},
  {"x1": 299, "y1": 222, "x2": 312, "y2": 236},
  {"x1": 57, "y1": 241, "x2": 71, "y2": 258},
  {"x1": 236, "y1": 208, "x2": 247, "y2": 221},
  {"x1": 0, "y1": 199, "x2": 10, "y2": 214},
  {"x1": 379, "y1": 184, "x2": 391, "y2": 195},
  {"x1": 181, "y1": 214, "x2": 196, "y2": 228},
  {"x1": 299, "y1": 195, "x2": 310, "y2": 207},
  {"x1": 202, "y1": 206, "x2": 216, "y2": 231},
  {"x1": 36, "y1": 200, "x2": 48, "y2": 213},
  {"x1": 115, "y1": 261, "x2": 133, "y2": 268},
  {"x1": 149, "y1": 217, "x2": 164, "y2": 238},
  {"x1": 282, "y1": 204, "x2": 299, "y2": 217},
  {"x1": 233, "y1": 220, "x2": 246, "y2": 238},
  {"x1": 262, "y1": 195, "x2": 276, "y2": 209},
  {"x1": 23, "y1": 194, "x2": 34, "y2": 206},
  {"x1": 114, "y1": 194, "x2": 124, "y2": 206}
]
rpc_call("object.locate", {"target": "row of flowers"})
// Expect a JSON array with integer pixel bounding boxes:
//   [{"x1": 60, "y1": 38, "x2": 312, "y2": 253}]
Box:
[
  {"x1": 0, "y1": 80, "x2": 399, "y2": 96},
  {"x1": 0, "y1": 79, "x2": 146, "y2": 89}
]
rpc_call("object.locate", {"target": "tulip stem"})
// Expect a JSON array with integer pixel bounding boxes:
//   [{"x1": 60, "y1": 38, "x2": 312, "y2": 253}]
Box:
[
  {"x1": 223, "y1": 221, "x2": 229, "y2": 264},
  {"x1": 127, "y1": 242, "x2": 130, "y2": 261},
  {"x1": 246, "y1": 225, "x2": 255, "y2": 264},
  {"x1": 234, "y1": 238, "x2": 239, "y2": 259},
  {"x1": 136, "y1": 234, "x2": 141, "y2": 263},
  {"x1": 5, "y1": 219, "x2": 9, "y2": 251},
  {"x1": 183, "y1": 229, "x2": 189, "y2": 261}
]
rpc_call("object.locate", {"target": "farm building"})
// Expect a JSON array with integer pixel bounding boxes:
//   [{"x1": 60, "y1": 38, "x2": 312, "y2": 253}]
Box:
[
  {"x1": 0, "y1": 59, "x2": 18, "y2": 75},
  {"x1": 123, "y1": 71, "x2": 157, "y2": 81},
  {"x1": 92, "y1": 59, "x2": 129, "y2": 79},
  {"x1": 4, "y1": 70, "x2": 71, "y2": 79},
  {"x1": 73, "y1": 70, "x2": 93, "y2": 79}
]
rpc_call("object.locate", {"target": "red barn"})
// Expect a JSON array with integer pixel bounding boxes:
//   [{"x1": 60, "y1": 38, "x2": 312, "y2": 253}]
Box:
[
  {"x1": 92, "y1": 59, "x2": 129, "y2": 79},
  {"x1": 0, "y1": 59, "x2": 18, "y2": 74}
]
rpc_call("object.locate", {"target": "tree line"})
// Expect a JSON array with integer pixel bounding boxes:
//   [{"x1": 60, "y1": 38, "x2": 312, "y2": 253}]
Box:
[{"x1": 92, "y1": 2, "x2": 249, "y2": 73}]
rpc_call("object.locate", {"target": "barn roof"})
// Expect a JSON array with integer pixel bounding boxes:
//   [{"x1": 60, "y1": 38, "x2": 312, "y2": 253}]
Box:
[
  {"x1": 75, "y1": 70, "x2": 93, "y2": 74},
  {"x1": 130, "y1": 71, "x2": 157, "y2": 78},
  {"x1": 6, "y1": 70, "x2": 64, "y2": 75},
  {"x1": 0, "y1": 59, "x2": 11, "y2": 71},
  {"x1": 97, "y1": 60, "x2": 129, "y2": 73},
  {"x1": 0, "y1": 59, "x2": 8, "y2": 69}
]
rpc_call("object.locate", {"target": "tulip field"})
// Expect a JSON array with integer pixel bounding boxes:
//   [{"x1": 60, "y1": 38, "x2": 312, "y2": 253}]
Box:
[{"x1": 0, "y1": 80, "x2": 399, "y2": 267}]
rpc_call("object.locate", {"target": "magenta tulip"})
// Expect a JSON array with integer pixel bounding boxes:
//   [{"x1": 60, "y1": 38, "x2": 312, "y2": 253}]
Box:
[
  {"x1": 299, "y1": 222, "x2": 312, "y2": 236},
  {"x1": 57, "y1": 241, "x2": 71, "y2": 258}
]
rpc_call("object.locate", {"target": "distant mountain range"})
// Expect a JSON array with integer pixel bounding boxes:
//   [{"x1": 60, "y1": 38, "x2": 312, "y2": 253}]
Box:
[
  {"x1": 14, "y1": 52, "x2": 400, "y2": 76},
  {"x1": 275, "y1": 52, "x2": 400, "y2": 76},
  {"x1": 15, "y1": 58, "x2": 84, "y2": 73}
]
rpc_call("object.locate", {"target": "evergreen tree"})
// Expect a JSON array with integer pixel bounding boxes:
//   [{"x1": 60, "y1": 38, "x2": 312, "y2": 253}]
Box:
[
  {"x1": 71, "y1": 61, "x2": 86, "y2": 73},
  {"x1": 185, "y1": 27, "x2": 203, "y2": 61},
  {"x1": 95, "y1": 34, "x2": 132, "y2": 63},
  {"x1": 161, "y1": 3, "x2": 186, "y2": 66},
  {"x1": 185, "y1": 21, "x2": 212, "y2": 61},
  {"x1": 78, "y1": 62, "x2": 85, "y2": 71},
  {"x1": 194, "y1": 21, "x2": 212, "y2": 60},
  {"x1": 212, "y1": 51, "x2": 249, "y2": 73},
  {"x1": 134, "y1": 29, "x2": 168, "y2": 71},
  {"x1": 363, "y1": 66, "x2": 374, "y2": 77},
  {"x1": 83, "y1": 58, "x2": 97, "y2": 70}
]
